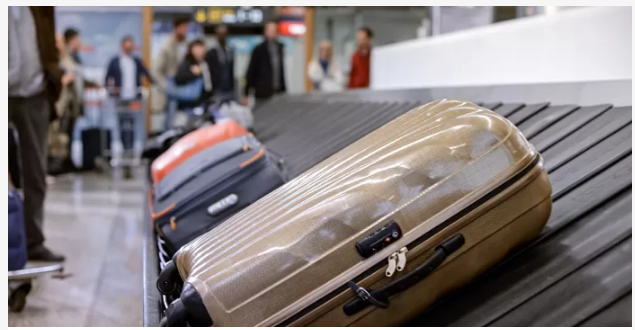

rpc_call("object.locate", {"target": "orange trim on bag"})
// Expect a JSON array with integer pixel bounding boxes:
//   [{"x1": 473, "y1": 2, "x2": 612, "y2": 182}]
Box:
[
  {"x1": 240, "y1": 148, "x2": 264, "y2": 168},
  {"x1": 152, "y1": 204, "x2": 176, "y2": 219},
  {"x1": 151, "y1": 120, "x2": 248, "y2": 183},
  {"x1": 170, "y1": 217, "x2": 177, "y2": 230},
  {"x1": 148, "y1": 189, "x2": 176, "y2": 220}
]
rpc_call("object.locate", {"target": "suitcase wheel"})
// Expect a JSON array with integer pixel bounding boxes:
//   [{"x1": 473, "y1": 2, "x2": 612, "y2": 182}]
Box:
[
  {"x1": 157, "y1": 260, "x2": 182, "y2": 296},
  {"x1": 8, "y1": 282, "x2": 32, "y2": 312},
  {"x1": 160, "y1": 298, "x2": 188, "y2": 327}
]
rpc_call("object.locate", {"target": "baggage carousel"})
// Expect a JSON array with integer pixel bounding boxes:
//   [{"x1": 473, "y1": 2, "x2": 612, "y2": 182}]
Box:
[{"x1": 143, "y1": 80, "x2": 632, "y2": 326}]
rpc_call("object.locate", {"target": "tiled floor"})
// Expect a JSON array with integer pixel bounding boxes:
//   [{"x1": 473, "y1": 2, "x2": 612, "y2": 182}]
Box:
[{"x1": 8, "y1": 170, "x2": 146, "y2": 327}]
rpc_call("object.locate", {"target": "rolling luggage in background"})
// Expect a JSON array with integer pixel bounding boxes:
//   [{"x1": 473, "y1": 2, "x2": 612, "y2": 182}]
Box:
[
  {"x1": 150, "y1": 120, "x2": 247, "y2": 184},
  {"x1": 157, "y1": 100, "x2": 552, "y2": 327},
  {"x1": 151, "y1": 134, "x2": 285, "y2": 253},
  {"x1": 213, "y1": 100, "x2": 254, "y2": 131},
  {"x1": 76, "y1": 128, "x2": 111, "y2": 170},
  {"x1": 9, "y1": 187, "x2": 27, "y2": 271}
]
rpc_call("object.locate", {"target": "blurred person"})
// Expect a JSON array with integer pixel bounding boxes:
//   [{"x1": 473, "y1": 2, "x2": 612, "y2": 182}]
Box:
[
  {"x1": 174, "y1": 40, "x2": 213, "y2": 109},
  {"x1": 48, "y1": 34, "x2": 82, "y2": 175},
  {"x1": 154, "y1": 17, "x2": 189, "y2": 129},
  {"x1": 9, "y1": 6, "x2": 71, "y2": 262},
  {"x1": 105, "y1": 36, "x2": 153, "y2": 158},
  {"x1": 307, "y1": 40, "x2": 344, "y2": 92},
  {"x1": 63, "y1": 28, "x2": 83, "y2": 65},
  {"x1": 61, "y1": 29, "x2": 100, "y2": 106},
  {"x1": 206, "y1": 24, "x2": 235, "y2": 100},
  {"x1": 347, "y1": 27, "x2": 373, "y2": 89},
  {"x1": 243, "y1": 21, "x2": 286, "y2": 109},
  {"x1": 105, "y1": 35, "x2": 153, "y2": 100}
]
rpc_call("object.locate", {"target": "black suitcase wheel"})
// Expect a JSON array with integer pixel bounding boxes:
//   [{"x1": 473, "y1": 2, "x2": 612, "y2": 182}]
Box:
[
  {"x1": 9, "y1": 282, "x2": 32, "y2": 312},
  {"x1": 160, "y1": 298, "x2": 188, "y2": 327},
  {"x1": 157, "y1": 260, "x2": 182, "y2": 296}
]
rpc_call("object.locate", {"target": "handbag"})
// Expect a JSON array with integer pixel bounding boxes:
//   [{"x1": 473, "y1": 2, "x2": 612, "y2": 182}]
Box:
[{"x1": 166, "y1": 78, "x2": 203, "y2": 102}]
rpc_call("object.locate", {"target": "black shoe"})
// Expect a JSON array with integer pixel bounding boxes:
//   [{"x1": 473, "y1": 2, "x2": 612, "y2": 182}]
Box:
[{"x1": 27, "y1": 246, "x2": 66, "y2": 263}]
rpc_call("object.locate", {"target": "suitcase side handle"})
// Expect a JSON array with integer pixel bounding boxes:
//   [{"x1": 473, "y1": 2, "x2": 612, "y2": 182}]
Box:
[{"x1": 343, "y1": 233, "x2": 465, "y2": 316}]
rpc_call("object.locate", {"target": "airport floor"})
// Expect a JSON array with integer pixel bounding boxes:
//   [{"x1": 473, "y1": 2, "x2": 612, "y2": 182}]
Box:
[{"x1": 8, "y1": 169, "x2": 146, "y2": 327}]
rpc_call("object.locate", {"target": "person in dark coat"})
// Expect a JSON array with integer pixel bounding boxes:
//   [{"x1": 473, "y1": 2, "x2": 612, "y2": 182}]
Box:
[
  {"x1": 9, "y1": 6, "x2": 70, "y2": 262},
  {"x1": 174, "y1": 40, "x2": 214, "y2": 109},
  {"x1": 243, "y1": 21, "x2": 286, "y2": 109},
  {"x1": 104, "y1": 36, "x2": 153, "y2": 99},
  {"x1": 206, "y1": 24, "x2": 235, "y2": 101}
]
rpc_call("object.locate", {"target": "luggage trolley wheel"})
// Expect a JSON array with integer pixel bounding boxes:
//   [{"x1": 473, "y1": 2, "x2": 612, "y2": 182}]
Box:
[
  {"x1": 8, "y1": 263, "x2": 64, "y2": 312},
  {"x1": 8, "y1": 281, "x2": 32, "y2": 313},
  {"x1": 156, "y1": 260, "x2": 182, "y2": 296}
]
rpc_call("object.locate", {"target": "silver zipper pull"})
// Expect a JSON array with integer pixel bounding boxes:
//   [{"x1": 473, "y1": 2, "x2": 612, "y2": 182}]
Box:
[
  {"x1": 385, "y1": 252, "x2": 398, "y2": 277},
  {"x1": 396, "y1": 247, "x2": 408, "y2": 272}
]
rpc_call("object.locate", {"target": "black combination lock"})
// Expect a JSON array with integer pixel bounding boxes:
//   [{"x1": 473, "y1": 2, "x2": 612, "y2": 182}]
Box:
[{"x1": 355, "y1": 221, "x2": 402, "y2": 258}]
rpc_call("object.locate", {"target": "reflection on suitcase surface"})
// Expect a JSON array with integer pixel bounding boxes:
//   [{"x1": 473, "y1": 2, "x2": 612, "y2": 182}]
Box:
[{"x1": 155, "y1": 100, "x2": 552, "y2": 326}]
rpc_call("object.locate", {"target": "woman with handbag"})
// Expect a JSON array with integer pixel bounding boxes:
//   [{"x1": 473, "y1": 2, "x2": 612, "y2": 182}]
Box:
[{"x1": 174, "y1": 40, "x2": 213, "y2": 111}]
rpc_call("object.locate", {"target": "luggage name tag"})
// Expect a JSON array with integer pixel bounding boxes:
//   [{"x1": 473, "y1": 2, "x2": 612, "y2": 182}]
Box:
[{"x1": 207, "y1": 194, "x2": 239, "y2": 216}]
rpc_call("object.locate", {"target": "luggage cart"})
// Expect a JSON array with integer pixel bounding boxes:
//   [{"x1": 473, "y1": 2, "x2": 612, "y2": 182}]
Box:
[
  {"x1": 8, "y1": 263, "x2": 64, "y2": 312},
  {"x1": 99, "y1": 87, "x2": 149, "y2": 179}
]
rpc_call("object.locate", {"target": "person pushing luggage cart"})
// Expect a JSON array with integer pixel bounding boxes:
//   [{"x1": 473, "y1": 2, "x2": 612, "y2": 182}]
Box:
[
  {"x1": 101, "y1": 86, "x2": 149, "y2": 179},
  {"x1": 103, "y1": 35, "x2": 154, "y2": 178}
]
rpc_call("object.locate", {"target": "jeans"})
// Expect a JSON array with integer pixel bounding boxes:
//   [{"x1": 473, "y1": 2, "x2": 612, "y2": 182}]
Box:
[{"x1": 163, "y1": 98, "x2": 178, "y2": 131}]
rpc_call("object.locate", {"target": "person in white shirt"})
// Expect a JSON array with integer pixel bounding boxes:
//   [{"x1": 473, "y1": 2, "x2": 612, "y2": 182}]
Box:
[
  {"x1": 307, "y1": 40, "x2": 344, "y2": 92},
  {"x1": 104, "y1": 36, "x2": 153, "y2": 156},
  {"x1": 105, "y1": 36, "x2": 153, "y2": 99}
]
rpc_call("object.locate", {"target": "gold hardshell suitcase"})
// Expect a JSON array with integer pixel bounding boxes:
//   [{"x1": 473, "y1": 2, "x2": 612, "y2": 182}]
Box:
[{"x1": 157, "y1": 99, "x2": 552, "y2": 327}]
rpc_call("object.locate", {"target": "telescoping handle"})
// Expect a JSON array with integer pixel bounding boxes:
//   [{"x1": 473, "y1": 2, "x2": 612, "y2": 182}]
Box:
[{"x1": 343, "y1": 233, "x2": 465, "y2": 316}]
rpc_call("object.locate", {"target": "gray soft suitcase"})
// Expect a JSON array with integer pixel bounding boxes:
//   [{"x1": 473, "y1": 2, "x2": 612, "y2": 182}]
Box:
[{"x1": 151, "y1": 134, "x2": 285, "y2": 253}]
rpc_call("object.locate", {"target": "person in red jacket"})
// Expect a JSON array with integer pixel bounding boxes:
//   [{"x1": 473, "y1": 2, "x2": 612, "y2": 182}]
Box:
[{"x1": 347, "y1": 27, "x2": 373, "y2": 89}]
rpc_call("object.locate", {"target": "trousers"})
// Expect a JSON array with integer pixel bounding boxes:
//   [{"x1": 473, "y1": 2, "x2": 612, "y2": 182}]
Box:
[{"x1": 9, "y1": 91, "x2": 49, "y2": 250}]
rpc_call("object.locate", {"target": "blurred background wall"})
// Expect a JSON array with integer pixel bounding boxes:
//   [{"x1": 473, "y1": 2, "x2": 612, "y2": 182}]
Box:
[
  {"x1": 50, "y1": 6, "x2": 631, "y2": 132},
  {"x1": 371, "y1": 6, "x2": 631, "y2": 90},
  {"x1": 55, "y1": 6, "x2": 144, "y2": 84}
]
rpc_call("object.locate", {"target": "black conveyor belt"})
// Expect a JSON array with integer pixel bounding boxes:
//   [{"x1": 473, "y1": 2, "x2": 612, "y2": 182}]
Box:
[{"x1": 143, "y1": 80, "x2": 632, "y2": 326}]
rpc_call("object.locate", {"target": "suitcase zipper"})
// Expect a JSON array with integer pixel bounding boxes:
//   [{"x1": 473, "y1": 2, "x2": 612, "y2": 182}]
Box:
[
  {"x1": 277, "y1": 155, "x2": 541, "y2": 326},
  {"x1": 385, "y1": 247, "x2": 407, "y2": 278},
  {"x1": 344, "y1": 234, "x2": 465, "y2": 315},
  {"x1": 395, "y1": 247, "x2": 408, "y2": 272},
  {"x1": 384, "y1": 253, "x2": 397, "y2": 277}
]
